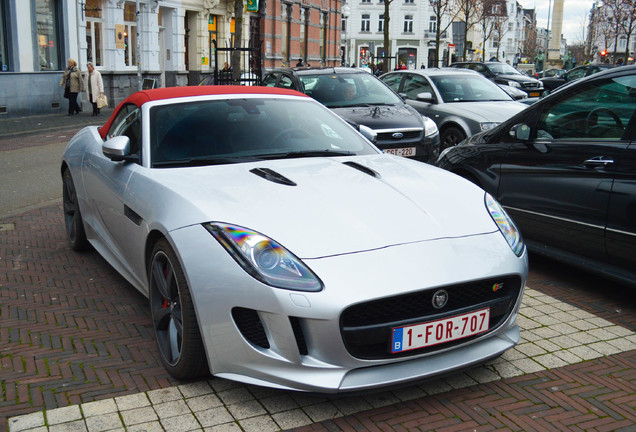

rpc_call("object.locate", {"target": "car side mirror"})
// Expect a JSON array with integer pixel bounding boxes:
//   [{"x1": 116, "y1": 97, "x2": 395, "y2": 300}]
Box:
[
  {"x1": 103, "y1": 136, "x2": 138, "y2": 162},
  {"x1": 416, "y1": 92, "x2": 434, "y2": 103},
  {"x1": 358, "y1": 124, "x2": 378, "y2": 144},
  {"x1": 509, "y1": 123, "x2": 531, "y2": 141}
]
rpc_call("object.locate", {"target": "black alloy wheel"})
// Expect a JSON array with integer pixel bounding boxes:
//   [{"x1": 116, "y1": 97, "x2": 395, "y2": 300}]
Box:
[
  {"x1": 149, "y1": 239, "x2": 208, "y2": 379},
  {"x1": 62, "y1": 169, "x2": 89, "y2": 251},
  {"x1": 440, "y1": 126, "x2": 466, "y2": 150}
]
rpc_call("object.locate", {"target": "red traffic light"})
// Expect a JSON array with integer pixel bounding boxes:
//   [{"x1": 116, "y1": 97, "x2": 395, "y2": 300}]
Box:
[{"x1": 601, "y1": 50, "x2": 607, "y2": 56}]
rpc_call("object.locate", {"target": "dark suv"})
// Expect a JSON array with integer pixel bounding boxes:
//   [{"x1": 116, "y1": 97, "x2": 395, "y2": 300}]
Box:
[
  {"x1": 449, "y1": 61, "x2": 544, "y2": 97},
  {"x1": 262, "y1": 67, "x2": 440, "y2": 163}
]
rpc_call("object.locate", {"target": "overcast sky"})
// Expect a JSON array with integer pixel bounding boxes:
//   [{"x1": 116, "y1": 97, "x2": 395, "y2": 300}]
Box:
[{"x1": 525, "y1": 0, "x2": 595, "y2": 43}]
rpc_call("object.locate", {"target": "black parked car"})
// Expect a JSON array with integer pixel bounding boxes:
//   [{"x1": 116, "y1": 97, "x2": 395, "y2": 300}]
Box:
[
  {"x1": 540, "y1": 64, "x2": 615, "y2": 92},
  {"x1": 262, "y1": 67, "x2": 441, "y2": 163},
  {"x1": 448, "y1": 61, "x2": 545, "y2": 97},
  {"x1": 437, "y1": 65, "x2": 636, "y2": 286}
]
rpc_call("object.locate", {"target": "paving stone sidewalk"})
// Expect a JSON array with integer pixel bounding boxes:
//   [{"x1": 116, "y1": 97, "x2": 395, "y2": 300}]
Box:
[
  {"x1": 0, "y1": 108, "x2": 114, "y2": 144},
  {"x1": 7, "y1": 288, "x2": 636, "y2": 432},
  {"x1": 2, "y1": 116, "x2": 635, "y2": 432}
]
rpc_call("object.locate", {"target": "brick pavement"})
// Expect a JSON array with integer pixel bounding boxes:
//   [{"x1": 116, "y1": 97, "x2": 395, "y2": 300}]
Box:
[
  {"x1": 1, "y1": 116, "x2": 635, "y2": 431},
  {"x1": 1, "y1": 202, "x2": 635, "y2": 431}
]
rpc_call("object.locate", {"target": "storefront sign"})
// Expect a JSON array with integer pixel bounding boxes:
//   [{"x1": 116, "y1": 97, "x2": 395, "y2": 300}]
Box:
[
  {"x1": 246, "y1": 0, "x2": 258, "y2": 12},
  {"x1": 115, "y1": 24, "x2": 125, "y2": 50}
]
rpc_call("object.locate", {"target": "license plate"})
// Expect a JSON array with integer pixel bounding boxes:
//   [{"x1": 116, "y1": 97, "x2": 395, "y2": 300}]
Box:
[
  {"x1": 384, "y1": 147, "x2": 416, "y2": 157},
  {"x1": 391, "y1": 308, "x2": 490, "y2": 353},
  {"x1": 529, "y1": 92, "x2": 540, "y2": 97}
]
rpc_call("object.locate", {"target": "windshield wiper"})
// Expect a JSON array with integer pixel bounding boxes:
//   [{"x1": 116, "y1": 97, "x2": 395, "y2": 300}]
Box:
[
  {"x1": 153, "y1": 155, "x2": 262, "y2": 167},
  {"x1": 259, "y1": 150, "x2": 355, "y2": 159}
]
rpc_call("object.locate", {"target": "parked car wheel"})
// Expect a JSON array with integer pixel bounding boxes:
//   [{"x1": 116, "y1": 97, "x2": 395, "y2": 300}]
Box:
[
  {"x1": 149, "y1": 238, "x2": 208, "y2": 379},
  {"x1": 441, "y1": 126, "x2": 466, "y2": 149},
  {"x1": 62, "y1": 169, "x2": 89, "y2": 251}
]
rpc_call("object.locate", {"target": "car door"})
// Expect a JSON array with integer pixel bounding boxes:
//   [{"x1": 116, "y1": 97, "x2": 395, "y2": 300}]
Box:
[
  {"x1": 262, "y1": 72, "x2": 279, "y2": 87},
  {"x1": 380, "y1": 72, "x2": 404, "y2": 94},
  {"x1": 398, "y1": 73, "x2": 438, "y2": 119},
  {"x1": 275, "y1": 72, "x2": 299, "y2": 91},
  {"x1": 497, "y1": 72, "x2": 636, "y2": 263},
  {"x1": 605, "y1": 118, "x2": 636, "y2": 273},
  {"x1": 82, "y1": 105, "x2": 144, "y2": 283}
]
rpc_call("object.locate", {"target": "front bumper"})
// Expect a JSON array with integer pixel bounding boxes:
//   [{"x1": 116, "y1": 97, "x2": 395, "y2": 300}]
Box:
[
  {"x1": 376, "y1": 129, "x2": 441, "y2": 163},
  {"x1": 170, "y1": 225, "x2": 527, "y2": 393}
]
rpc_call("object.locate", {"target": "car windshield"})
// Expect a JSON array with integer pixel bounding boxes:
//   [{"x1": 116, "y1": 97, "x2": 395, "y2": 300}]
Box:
[
  {"x1": 487, "y1": 63, "x2": 523, "y2": 76},
  {"x1": 298, "y1": 72, "x2": 403, "y2": 108},
  {"x1": 149, "y1": 97, "x2": 377, "y2": 167},
  {"x1": 430, "y1": 75, "x2": 512, "y2": 102}
]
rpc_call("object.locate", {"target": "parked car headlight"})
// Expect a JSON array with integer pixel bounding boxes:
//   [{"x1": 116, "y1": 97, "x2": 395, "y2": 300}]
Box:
[
  {"x1": 507, "y1": 81, "x2": 521, "y2": 88},
  {"x1": 206, "y1": 223, "x2": 323, "y2": 292},
  {"x1": 480, "y1": 122, "x2": 499, "y2": 131},
  {"x1": 422, "y1": 115, "x2": 439, "y2": 137},
  {"x1": 485, "y1": 194, "x2": 525, "y2": 257}
]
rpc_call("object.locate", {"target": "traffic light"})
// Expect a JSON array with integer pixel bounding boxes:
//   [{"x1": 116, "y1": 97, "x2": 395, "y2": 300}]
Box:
[{"x1": 601, "y1": 50, "x2": 607, "y2": 62}]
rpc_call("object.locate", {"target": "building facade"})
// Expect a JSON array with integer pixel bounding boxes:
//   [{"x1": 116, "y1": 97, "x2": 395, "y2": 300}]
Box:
[
  {"x1": 0, "y1": 0, "x2": 343, "y2": 118},
  {"x1": 341, "y1": 0, "x2": 453, "y2": 71}
]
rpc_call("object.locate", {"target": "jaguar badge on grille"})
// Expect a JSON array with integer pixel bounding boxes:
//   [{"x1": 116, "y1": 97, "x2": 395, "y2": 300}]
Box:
[{"x1": 432, "y1": 289, "x2": 449, "y2": 309}]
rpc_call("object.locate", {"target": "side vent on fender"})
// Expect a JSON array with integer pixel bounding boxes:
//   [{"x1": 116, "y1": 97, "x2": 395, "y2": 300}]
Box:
[{"x1": 250, "y1": 168, "x2": 297, "y2": 186}]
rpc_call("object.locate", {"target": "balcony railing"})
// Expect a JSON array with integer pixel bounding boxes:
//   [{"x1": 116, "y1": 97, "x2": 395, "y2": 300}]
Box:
[{"x1": 423, "y1": 31, "x2": 448, "y2": 39}]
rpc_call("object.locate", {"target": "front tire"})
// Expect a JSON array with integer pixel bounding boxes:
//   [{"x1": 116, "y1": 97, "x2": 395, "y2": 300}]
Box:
[
  {"x1": 440, "y1": 126, "x2": 466, "y2": 150},
  {"x1": 62, "y1": 169, "x2": 89, "y2": 251},
  {"x1": 149, "y1": 239, "x2": 208, "y2": 379}
]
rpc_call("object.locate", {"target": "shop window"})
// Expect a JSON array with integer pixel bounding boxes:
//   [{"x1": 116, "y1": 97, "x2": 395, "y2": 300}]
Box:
[
  {"x1": 85, "y1": 0, "x2": 102, "y2": 66},
  {"x1": 36, "y1": 0, "x2": 62, "y2": 71}
]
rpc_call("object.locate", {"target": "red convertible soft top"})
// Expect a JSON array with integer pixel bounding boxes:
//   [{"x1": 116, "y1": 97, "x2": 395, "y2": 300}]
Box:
[{"x1": 98, "y1": 86, "x2": 308, "y2": 140}]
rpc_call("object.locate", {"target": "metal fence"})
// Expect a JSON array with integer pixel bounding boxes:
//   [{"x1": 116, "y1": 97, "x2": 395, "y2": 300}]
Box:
[{"x1": 213, "y1": 40, "x2": 262, "y2": 86}]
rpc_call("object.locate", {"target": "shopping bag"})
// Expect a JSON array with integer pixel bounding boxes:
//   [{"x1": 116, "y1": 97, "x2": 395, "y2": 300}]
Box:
[{"x1": 96, "y1": 93, "x2": 108, "y2": 109}]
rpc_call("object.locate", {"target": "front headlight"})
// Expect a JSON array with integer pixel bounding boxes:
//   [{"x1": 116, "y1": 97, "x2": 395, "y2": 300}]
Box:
[
  {"x1": 508, "y1": 81, "x2": 522, "y2": 88},
  {"x1": 485, "y1": 193, "x2": 525, "y2": 256},
  {"x1": 206, "y1": 223, "x2": 323, "y2": 292},
  {"x1": 422, "y1": 115, "x2": 439, "y2": 137},
  {"x1": 480, "y1": 122, "x2": 499, "y2": 131}
]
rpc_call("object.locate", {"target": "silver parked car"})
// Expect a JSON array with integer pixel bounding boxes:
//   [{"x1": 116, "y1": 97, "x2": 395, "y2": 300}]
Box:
[
  {"x1": 380, "y1": 69, "x2": 528, "y2": 149},
  {"x1": 61, "y1": 85, "x2": 527, "y2": 393}
]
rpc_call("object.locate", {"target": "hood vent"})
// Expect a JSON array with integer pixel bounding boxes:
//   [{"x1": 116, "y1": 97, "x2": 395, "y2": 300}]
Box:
[
  {"x1": 342, "y1": 161, "x2": 380, "y2": 178},
  {"x1": 250, "y1": 168, "x2": 297, "y2": 186}
]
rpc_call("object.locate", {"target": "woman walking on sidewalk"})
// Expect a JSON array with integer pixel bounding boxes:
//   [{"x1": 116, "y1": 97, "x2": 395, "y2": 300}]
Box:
[
  {"x1": 59, "y1": 59, "x2": 83, "y2": 116},
  {"x1": 84, "y1": 62, "x2": 104, "y2": 116}
]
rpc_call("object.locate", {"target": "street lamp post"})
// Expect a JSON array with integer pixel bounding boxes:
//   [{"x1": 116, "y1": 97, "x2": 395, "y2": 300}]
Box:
[{"x1": 342, "y1": 5, "x2": 350, "y2": 66}]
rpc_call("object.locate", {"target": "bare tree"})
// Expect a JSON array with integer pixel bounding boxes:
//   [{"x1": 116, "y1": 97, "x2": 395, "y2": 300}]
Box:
[
  {"x1": 232, "y1": 0, "x2": 244, "y2": 82},
  {"x1": 477, "y1": 0, "x2": 500, "y2": 61},
  {"x1": 383, "y1": 0, "x2": 396, "y2": 70},
  {"x1": 523, "y1": 26, "x2": 539, "y2": 61},
  {"x1": 454, "y1": 0, "x2": 480, "y2": 61},
  {"x1": 597, "y1": 2, "x2": 617, "y2": 61},
  {"x1": 430, "y1": 1, "x2": 461, "y2": 67},
  {"x1": 490, "y1": 2, "x2": 509, "y2": 60},
  {"x1": 617, "y1": 0, "x2": 636, "y2": 63}
]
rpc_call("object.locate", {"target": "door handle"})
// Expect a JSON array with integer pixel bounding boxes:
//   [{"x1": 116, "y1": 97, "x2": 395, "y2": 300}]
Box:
[{"x1": 583, "y1": 156, "x2": 614, "y2": 167}]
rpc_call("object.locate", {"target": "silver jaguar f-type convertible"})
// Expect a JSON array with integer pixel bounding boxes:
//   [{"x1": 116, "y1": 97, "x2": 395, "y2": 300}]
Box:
[{"x1": 61, "y1": 85, "x2": 528, "y2": 393}]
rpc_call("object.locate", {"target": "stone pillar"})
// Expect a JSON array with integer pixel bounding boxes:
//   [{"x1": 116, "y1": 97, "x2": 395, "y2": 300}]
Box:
[{"x1": 548, "y1": 0, "x2": 564, "y2": 66}]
